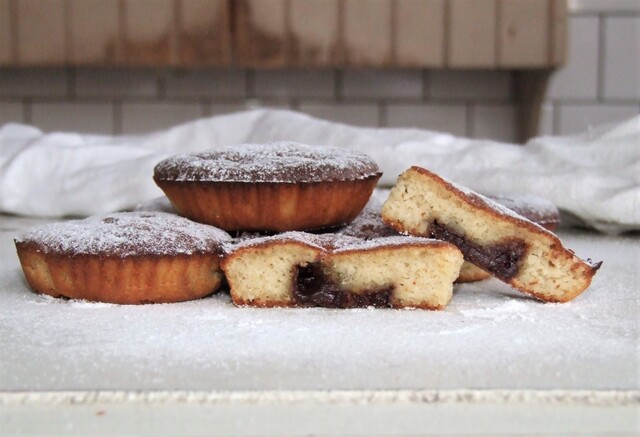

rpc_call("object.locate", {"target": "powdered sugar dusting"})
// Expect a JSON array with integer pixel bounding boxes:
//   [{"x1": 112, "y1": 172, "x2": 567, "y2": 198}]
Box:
[
  {"x1": 434, "y1": 169, "x2": 558, "y2": 238},
  {"x1": 153, "y1": 142, "x2": 381, "y2": 183},
  {"x1": 489, "y1": 194, "x2": 560, "y2": 227},
  {"x1": 229, "y1": 231, "x2": 362, "y2": 252},
  {"x1": 1, "y1": 224, "x2": 638, "y2": 392},
  {"x1": 229, "y1": 230, "x2": 449, "y2": 254},
  {"x1": 338, "y1": 202, "x2": 398, "y2": 240},
  {"x1": 459, "y1": 300, "x2": 537, "y2": 322},
  {"x1": 333, "y1": 235, "x2": 451, "y2": 253},
  {"x1": 16, "y1": 211, "x2": 231, "y2": 257}
]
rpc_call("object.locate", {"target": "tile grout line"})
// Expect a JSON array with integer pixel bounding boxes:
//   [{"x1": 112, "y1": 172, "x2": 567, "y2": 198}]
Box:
[
  {"x1": 113, "y1": 100, "x2": 122, "y2": 135},
  {"x1": 334, "y1": 69, "x2": 343, "y2": 102},
  {"x1": 378, "y1": 101, "x2": 387, "y2": 128},
  {"x1": 245, "y1": 69, "x2": 255, "y2": 99},
  {"x1": 67, "y1": 67, "x2": 76, "y2": 100},
  {"x1": 289, "y1": 97, "x2": 300, "y2": 112},
  {"x1": 157, "y1": 70, "x2": 166, "y2": 100},
  {"x1": 422, "y1": 69, "x2": 430, "y2": 101},
  {"x1": 465, "y1": 102, "x2": 474, "y2": 138},
  {"x1": 22, "y1": 99, "x2": 32, "y2": 124},
  {"x1": 201, "y1": 100, "x2": 211, "y2": 118},
  {"x1": 552, "y1": 101, "x2": 560, "y2": 135}
]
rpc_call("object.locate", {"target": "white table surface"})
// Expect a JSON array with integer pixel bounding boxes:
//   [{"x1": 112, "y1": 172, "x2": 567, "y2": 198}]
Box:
[{"x1": 1, "y1": 214, "x2": 638, "y2": 435}]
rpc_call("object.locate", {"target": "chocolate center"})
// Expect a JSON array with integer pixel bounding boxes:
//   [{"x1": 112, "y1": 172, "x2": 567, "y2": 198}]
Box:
[
  {"x1": 431, "y1": 221, "x2": 527, "y2": 281},
  {"x1": 292, "y1": 263, "x2": 393, "y2": 308}
]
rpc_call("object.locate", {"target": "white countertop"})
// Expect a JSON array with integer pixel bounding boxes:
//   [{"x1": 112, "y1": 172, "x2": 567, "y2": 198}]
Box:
[{"x1": 1, "y1": 214, "x2": 638, "y2": 435}]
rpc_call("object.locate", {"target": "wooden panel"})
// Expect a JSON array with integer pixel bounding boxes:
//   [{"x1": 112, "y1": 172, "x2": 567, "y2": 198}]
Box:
[
  {"x1": 498, "y1": 0, "x2": 549, "y2": 67},
  {"x1": 16, "y1": 0, "x2": 66, "y2": 65},
  {"x1": 549, "y1": 0, "x2": 568, "y2": 66},
  {"x1": 289, "y1": 0, "x2": 340, "y2": 66},
  {"x1": 69, "y1": 0, "x2": 120, "y2": 65},
  {"x1": 235, "y1": 0, "x2": 288, "y2": 67},
  {"x1": 396, "y1": 0, "x2": 445, "y2": 67},
  {"x1": 448, "y1": 0, "x2": 497, "y2": 68},
  {"x1": 2, "y1": 0, "x2": 567, "y2": 69},
  {"x1": 0, "y1": 0, "x2": 12, "y2": 64},
  {"x1": 344, "y1": 0, "x2": 393, "y2": 66},
  {"x1": 178, "y1": 0, "x2": 231, "y2": 65},
  {"x1": 123, "y1": 0, "x2": 175, "y2": 65}
]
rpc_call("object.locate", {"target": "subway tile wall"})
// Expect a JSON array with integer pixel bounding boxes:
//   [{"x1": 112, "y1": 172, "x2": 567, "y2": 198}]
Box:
[{"x1": 0, "y1": 8, "x2": 638, "y2": 143}]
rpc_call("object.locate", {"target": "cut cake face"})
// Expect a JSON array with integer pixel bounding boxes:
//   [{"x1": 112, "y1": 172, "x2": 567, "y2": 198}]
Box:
[
  {"x1": 221, "y1": 232, "x2": 464, "y2": 310},
  {"x1": 381, "y1": 166, "x2": 601, "y2": 303}
]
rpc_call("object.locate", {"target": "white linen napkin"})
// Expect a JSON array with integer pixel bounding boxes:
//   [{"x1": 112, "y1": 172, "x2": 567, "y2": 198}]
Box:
[{"x1": 1, "y1": 109, "x2": 638, "y2": 234}]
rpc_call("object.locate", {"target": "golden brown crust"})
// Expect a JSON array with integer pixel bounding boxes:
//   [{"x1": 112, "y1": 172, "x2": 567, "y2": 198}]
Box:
[
  {"x1": 230, "y1": 297, "x2": 294, "y2": 308},
  {"x1": 157, "y1": 176, "x2": 380, "y2": 232},
  {"x1": 231, "y1": 296, "x2": 445, "y2": 310},
  {"x1": 15, "y1": 243, "x2": 223, "y2": 304},
  {"x1": 331, "y1": 239, "x2": 455, "y2": 256}
]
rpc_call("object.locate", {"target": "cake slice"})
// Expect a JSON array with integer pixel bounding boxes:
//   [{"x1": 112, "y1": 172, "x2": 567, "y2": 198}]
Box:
[
  {"x1": 381, "y1": 166, "x2": 601, "y2": 303},
  {"x1": 340, "y1": 194, "x2": 561, "y2": 283},
  {"x1": 221, "y1": 232, "x2": 464, "y2": 310}
]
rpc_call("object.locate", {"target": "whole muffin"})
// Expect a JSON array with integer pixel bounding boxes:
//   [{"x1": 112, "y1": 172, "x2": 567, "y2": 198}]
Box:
[
  {"x1": 153, "y1": 142, "x2": 382, "y2": 232},
  {"x1": 15, "y1": 212, "x2": 231, "y2": 304}
]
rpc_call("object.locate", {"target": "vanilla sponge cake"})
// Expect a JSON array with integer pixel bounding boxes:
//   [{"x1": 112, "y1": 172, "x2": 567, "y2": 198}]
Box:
[
  {"x1": 221, "y1": 232, "x2": 464, "y2": 310},
  {"x1": 381, "y1": 166, "x2": 601, "y2": 303},
  {"x1": 341, "y1": 195, "x2": 560, "y2": 283}
]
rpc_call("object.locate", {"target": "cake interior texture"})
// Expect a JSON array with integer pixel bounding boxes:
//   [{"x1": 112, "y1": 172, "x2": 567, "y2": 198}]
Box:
[
  {"x1": 381, "y1": 167, "x2": 600, "y2": 302},
  {"x1": 221, "y1": 235, "x2": 463, "y2": 310}
]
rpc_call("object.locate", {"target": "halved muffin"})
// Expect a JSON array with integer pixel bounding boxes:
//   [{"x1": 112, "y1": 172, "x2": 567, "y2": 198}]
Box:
[
  {"x1": 381, "y1": 166, "x2": 601, "y2": 302},
  {"x1": 221, "y1": 232, "x2": 463, "y2": 310}
]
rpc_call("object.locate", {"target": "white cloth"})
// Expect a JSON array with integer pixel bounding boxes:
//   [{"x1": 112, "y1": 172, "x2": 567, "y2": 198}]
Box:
[{"x1": 1, "y1": 109, "x2": 638, "y2": 234}]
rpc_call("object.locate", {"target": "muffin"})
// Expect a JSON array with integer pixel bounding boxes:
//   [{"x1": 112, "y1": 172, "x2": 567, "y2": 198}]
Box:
[
  {"x1": 153, "y1": 142, "x2": 382, "y2": 232},
  {"x1": 15, "y1": 212, "x2": 231, "y2": 304}
]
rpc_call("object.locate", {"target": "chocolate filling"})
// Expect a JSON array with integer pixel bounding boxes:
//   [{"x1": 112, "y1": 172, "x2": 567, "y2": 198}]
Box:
[
  {"x1": 431, "y1": 221, "x2": 527, "y2": 281},
  {"x1": 292, "y1": 263, "x2": 392, "y2": 308}
]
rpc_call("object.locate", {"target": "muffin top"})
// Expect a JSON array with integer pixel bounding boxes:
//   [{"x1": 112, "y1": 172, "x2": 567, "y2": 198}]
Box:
[
  {"x1": 15, "y1": 211, "x2": 231, "y2": 257},
  {"x1": 153, "y1": 142, "x2": 381, "y2": 183}
]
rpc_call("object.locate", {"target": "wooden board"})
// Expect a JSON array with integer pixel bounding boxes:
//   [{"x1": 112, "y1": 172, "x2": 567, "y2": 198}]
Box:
[
  {"x1": 550, "y1": 0, "x2": 568, "y2": 65},
  {"x1": 343, "y1": 0, "x2": 393, "y2": 66},
  {"x1": 447, "y1": 0, "x2": 497, "y2": 68},
  {"x1": 235, "y1": 0, "x2": 288, "y2": 67},
  {"x1": 0, "y1": 0, "x2": 12, "y2": 64},
  {"x1": 289, "y1": 0, "x2": 340, "y2": 66},
  {"x1": 16, "y1": 0, "x2": 66, "y2": 65},
  {"x1": 498, "y1": 0, "x2": 549, "y2": 67},
  {"x1": 69, "y1": 0, "x2": 120, "y2": 65},
  {"x1": 4, "y1": 0, "x2": 567, "y2": 69},
  {"x1": 396, "y1": 0, "x2": 445, "y2": 67},
  {"x1": 123, "y1": 0, "x2": 175, "y2": 65},
  {"x1": 178, "y1": 0, "x2": 231, "y2": 66}
]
